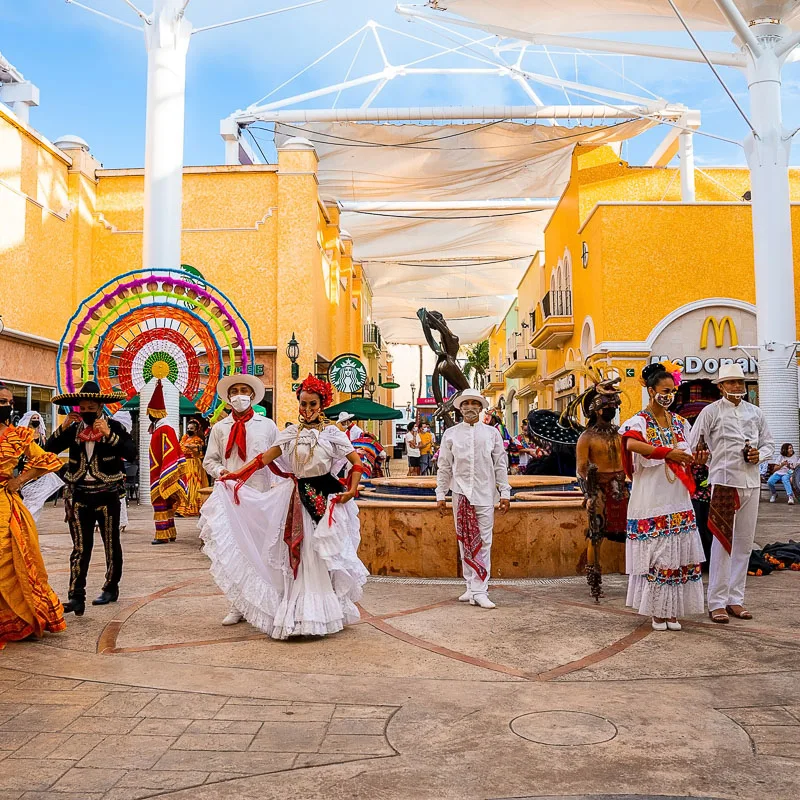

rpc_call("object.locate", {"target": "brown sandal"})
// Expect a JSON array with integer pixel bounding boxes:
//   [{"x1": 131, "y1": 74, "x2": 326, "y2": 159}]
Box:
[
  {"x1": 726, "y1": 605, "x2": 753, "y2": 620},
  {"x1": 709, "y1": 609, "x2": 730, "y2": 624}
]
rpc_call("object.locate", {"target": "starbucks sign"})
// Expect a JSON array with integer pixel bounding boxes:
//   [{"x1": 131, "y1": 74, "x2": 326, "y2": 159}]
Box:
[{"x1": 329, "y1": 354, "x2": 367, "y2": 394}]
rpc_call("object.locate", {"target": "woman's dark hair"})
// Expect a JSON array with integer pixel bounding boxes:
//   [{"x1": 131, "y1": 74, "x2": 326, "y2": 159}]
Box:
[
  {"x1": 641, "y1": 363, "x2": 675, "y2": 390},
  {"x1": 781, "y1": 442, "x2": 794, "y2": 457}
]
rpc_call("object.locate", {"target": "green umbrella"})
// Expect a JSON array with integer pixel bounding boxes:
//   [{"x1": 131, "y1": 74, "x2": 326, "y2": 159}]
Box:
[
  {"x1": 123, "y1": 394, "x2": 202, "y2": 416},
  {"x1": 326, "y1": 397, "x2": 403, "y2": 421}
]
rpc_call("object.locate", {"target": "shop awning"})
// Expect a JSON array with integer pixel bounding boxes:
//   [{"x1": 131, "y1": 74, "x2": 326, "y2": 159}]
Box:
[{"x1": 326, "y1": 397, "x2": 404, "y2": 421}]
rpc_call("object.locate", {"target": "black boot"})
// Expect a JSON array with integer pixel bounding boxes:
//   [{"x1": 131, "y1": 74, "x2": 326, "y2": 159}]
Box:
[
  {"x1": 92, "y1": 588, "x2": 119, "y2": 606},
  {"x1": 63, "y1": 598, "x2": 85, "y2": 616}
]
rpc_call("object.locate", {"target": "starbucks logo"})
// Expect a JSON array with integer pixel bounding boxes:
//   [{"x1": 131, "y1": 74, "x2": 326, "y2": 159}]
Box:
[{"x1": 329, "y1": 355, "x2": 367, "y2": 394}]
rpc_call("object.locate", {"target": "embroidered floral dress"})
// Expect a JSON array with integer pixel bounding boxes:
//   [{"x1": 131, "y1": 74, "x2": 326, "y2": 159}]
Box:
[
  {"x1": 200, "y1": 424, "x2": 368, "y2": 640},
  {"x1": 619, "y1": 411, "x2": 705, "y2": 619}
]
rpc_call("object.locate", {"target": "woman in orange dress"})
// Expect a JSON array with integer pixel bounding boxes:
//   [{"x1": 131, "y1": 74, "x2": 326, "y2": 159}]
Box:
[
  {"x1": 0, "y1": 384, "x2": 66, "y2": 646},
  {"x1": 176, "y1": 417, "x2": 209, "y2": 517}
]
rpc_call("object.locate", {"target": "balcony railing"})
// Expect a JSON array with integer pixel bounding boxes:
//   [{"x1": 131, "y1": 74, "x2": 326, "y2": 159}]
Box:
[
  {"x1": 486, "y1": 369, "x2": 505, "y2": 388},
  {"x1": 363, "y1": 323, "x2": 382, "y2": 353},
  {"x1": 541, "y1": 290, "x2": 572, "y2": 319}
]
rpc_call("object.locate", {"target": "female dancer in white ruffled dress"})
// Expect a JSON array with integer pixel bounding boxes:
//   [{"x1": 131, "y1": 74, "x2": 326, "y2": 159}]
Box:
[
  {"x1": 619, "y1": 362, "x2": 708, "y2": 631},
  {"x1": 200, "y1": 375, "x2": 368, "y2": 639}
]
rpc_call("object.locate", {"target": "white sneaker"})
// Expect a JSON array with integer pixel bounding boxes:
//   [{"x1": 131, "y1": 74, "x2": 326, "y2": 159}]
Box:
[
  {"x1": 470, "y1": 594, "x2": 496, "y2": 609},
  {"x1": 666, "y1": 620, "x2": 682, "y2": 631},
  {"x1": 222, "y1": 610, "x2": 244, "y2": 626},
  {"x1": 770, "y1": 495, "x2": 776, "y2": 503},
  {"x1": 458, "y1": 591, "x2": 472, "y2": 602},
  {"x1": 652, "y1": 619, "x2": 667, "y2": 631},
  {"x1": 789, "y1": 496, "x2": 795, "y2": 505}
]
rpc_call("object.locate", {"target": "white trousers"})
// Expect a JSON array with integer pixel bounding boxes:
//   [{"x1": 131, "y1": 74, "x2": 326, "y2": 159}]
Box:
[
  {"x1": 453, "y1": 494, "x2": 494, "y2": 595},
  {"x1": 707, "y1": 486, "x2": 759, "y2": 611}
]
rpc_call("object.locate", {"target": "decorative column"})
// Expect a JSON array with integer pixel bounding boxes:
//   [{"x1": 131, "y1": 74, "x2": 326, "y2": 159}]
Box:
[
  {"x1": 143, "y1": 0, "x2": 192, "y2": 271},
  {"x1": 276, "y1": 137, "x2": 320, "y2": 425}
]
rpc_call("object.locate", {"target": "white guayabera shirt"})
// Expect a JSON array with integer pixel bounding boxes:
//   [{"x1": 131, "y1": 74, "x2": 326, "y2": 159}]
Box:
[
  {"x1": 689, "y1": 398, "x2": 775, "y2": 490},
  {"x1": 435, "y1": 421, "x2": 512, "y2": 507}
]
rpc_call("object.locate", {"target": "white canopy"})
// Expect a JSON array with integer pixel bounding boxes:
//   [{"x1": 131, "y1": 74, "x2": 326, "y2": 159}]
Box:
[
  {"x1": 276, "y1": 117, "x2": 656, "y2": 344},
  {"x1": 437, "y1": 0, "x2": 800, "y2": 33}
]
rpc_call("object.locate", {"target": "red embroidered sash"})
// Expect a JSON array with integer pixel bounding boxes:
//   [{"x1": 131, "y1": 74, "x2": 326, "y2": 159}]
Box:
[
  {"x1": 225, "y1": 408, "x2": 254, "y2": 461},
  {"x1": 621, "y1": 430, "x2": 695, "y2": 495},
  {"x1": 455, "y1": 495, "x2": 487, "y2": 582},
  {"x1": 708, "y1": 485, "x2": 739, "y2": 555}
]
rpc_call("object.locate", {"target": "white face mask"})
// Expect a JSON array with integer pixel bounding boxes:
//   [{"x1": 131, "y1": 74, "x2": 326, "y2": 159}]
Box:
[
  {"x1": 229, "y1": 395, "x2": 252, "y2": 413},
  {"x1": 724, "y1": 391, "x2": 746, "y2": 401},
  {"x1": 462, "y1": 407, "x2": 481, "y2": 422}
]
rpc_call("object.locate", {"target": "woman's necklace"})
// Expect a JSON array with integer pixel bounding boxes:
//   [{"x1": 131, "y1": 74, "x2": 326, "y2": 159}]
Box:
[{"x1": 647, "y1": 407, "x2": 678, "y2": 483}]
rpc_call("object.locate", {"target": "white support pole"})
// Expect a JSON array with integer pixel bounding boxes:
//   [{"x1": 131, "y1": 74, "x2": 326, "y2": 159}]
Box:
[
  {"x1": 678, "y1": 131, "x2": 696, "y2": 202},
  {"x1": 143, "y1": 0, "x2": 192, "y2": 272},
  {"x1": 743, "y1": 22, "x2": 798, "y2": 447},
  {"x1": 340, "y1": 199, "x2": 557, "y2": 212},
  {"x1": 220, "y1": 118, "x2": 242, "y2": 165}
]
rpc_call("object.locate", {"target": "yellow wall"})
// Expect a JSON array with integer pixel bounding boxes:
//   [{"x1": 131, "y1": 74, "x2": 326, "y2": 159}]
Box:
[
  {"x1": 509, "y1": 144, "x2": 800, "y2": 418},
  {"x1": 0, "y1": 106, "x2": 381, "y2": 428}
]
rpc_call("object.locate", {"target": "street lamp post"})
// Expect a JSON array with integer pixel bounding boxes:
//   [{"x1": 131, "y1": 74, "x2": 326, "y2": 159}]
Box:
[
  {"x1": 368, "y1": 378, "x2": 376, "y2": 399},
  {"x1": 410, "y1": 382, "x2": 416, "y2": 421},
  {"x1": 286, "y1": 332, "x2": 300, "y2": 382}
]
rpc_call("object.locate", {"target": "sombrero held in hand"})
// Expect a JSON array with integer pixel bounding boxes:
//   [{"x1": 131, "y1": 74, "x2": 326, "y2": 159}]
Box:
[{"x1": 53, "y1": 380, "x2": 126, "y2": 405}]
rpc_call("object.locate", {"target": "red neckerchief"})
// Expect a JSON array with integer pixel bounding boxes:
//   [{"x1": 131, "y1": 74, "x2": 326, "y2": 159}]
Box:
[
  {"x1": 78, "y1": 420, "x2": 104, "y2": 443},
  {"x1": 225, "y1": 407, "x2": 254, "y2": 461}
]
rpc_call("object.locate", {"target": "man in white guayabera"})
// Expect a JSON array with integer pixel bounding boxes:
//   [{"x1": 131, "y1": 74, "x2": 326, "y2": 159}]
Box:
[
  {"x1": 689, "y1": 363, "x2": 774, "y2": 625},
  {"x1": 204, "y1": 374, "x2": 278, "y2": 626},
  {"x1": 436, "y1": 389, "x2": 511, "y2": 609}
]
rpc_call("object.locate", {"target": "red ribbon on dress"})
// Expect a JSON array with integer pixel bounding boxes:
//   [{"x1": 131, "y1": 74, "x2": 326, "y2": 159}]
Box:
[
  {"x1": 621, "y1": 430, "x2": 695, "y2": 494},
  {"x1": 455, "y1": 495, "x2": 488, "y2": 582},
  {"x1": 225, "y1": 407, "x2": 254, "y2": 461}
]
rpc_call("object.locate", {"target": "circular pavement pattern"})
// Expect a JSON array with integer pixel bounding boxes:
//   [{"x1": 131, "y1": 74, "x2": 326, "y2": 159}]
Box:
[{"x1": 510, "y1": 710, "x2": 618, "y2": 746}]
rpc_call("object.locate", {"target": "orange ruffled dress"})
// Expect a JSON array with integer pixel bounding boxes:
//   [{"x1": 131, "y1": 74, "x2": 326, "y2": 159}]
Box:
[{"x1": 0, "y1": 426, "x2": 66, "y2": 646}]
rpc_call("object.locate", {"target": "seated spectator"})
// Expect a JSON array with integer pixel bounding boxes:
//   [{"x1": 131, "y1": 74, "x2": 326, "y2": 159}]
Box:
[{"x1": 768, "y1": 443, "x2": 798, "y2": 504}]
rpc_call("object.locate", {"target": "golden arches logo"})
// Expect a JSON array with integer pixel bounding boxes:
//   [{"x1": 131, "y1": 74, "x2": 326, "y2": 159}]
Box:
[{"x1": 700, "y1": 316, "x2": 738, "y2": 350}]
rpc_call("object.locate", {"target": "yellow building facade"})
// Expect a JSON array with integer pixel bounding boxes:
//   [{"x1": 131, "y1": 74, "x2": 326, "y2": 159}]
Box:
[
  {"x1": 0, "y1": 104, "x2": 391, "y2": 434},
  {"x1": 491, "y1": 144, "x2": 800, "y2": 430}
]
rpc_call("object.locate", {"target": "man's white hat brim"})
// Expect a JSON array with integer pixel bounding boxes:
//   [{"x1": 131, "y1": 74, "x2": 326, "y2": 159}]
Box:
[
  {"x1": 216, "y1": 373, "x2": 266, "y2": 405},
  {"x1": 453, "y1": 389, "x2": 489, "y2": 410},
  {"x1": 712, "y1": 364, "x2": 747, "y2": 384},
  {"x1": 337, "y1": 412, "x2": 355, "y2": 423}
]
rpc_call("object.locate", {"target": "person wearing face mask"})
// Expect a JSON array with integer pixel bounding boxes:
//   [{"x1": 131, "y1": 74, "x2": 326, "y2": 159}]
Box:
[
  {"x1": 200, "y1": 374, "x2": 368, "y2": 639},
  {"x1": 18, "y1": 411, "x2": 46, "y2": 447},
  {"x1": 436, "y1": 389, "x2": 511, "y2": 609},
  {"x1": 405, "y1": 423, "x2": 422, "y2": 476},
  {"x1": 175, "y1": 416, "x2": 209, "y2": 518},
  {"x1": 618, "y1": 363, "x2": 708, "y2": 631},
  {"x1": 46, "y1": 381, "x2": 135, "y2": 616},
  {"x1": 689, "y1": 364, "x2": 775, "y2": 624},
  {"x1": 147, "y1": 380, "x2": 188, "y2": 545},
  {"x1": 203, "y1": 374, "x2": 279, "y2": 626},
  {"x1": 0, "y1": 383, "x2": 67, "y2": 645}
]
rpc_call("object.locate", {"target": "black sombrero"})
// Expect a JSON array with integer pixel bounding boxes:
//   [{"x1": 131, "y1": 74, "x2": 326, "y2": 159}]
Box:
[
  {"x1": 53, "y1": 380, "x2": 127, "y2": 405},
  {"x1": 526, "y1": 409, "x2": 581, "y2": 453}
]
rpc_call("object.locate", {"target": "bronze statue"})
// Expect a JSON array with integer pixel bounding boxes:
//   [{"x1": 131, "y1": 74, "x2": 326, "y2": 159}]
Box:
[
  {"x1": 570, "y1": 374, "x2": 630, "y2": 602},
  {"x1": 417, "y1": 308, "x2": 470, "y2": 428}
]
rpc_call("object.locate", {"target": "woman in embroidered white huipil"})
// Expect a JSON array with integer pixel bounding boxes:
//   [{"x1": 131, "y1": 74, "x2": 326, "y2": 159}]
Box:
[
  {"x1": 200, "y1": 376, "x2": 368, "y2": 640},
  {"x1": 619, "y1": 363, "x2": 707, "y2": 631}
]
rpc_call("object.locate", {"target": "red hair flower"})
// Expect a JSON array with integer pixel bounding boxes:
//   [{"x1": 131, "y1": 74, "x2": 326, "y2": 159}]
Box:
[{"x1": 296, "y1": 374, "x2": 334, "y2": 409}]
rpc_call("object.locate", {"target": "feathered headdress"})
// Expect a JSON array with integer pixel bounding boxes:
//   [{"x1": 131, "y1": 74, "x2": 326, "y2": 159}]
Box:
[
  {"x1": 296, "y1": 374, "x2": 334, "y2": 408},
  {"x1": 559, "y1": 363, "x2": 622, "y2": 432}
]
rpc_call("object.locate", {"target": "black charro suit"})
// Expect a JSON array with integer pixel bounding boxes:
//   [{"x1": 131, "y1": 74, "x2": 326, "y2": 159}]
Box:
[{"x1": 46, "y1": 417, "x2": 137, "y2": 603}]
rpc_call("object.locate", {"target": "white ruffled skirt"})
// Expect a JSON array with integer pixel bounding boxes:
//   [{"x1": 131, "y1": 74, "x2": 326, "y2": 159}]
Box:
[
  {"x1": 199, "y1": 480, "x2": 369, "y2": 639},
  {"x1": 625, "y1": 465, "x2": 705, "y2": 619}
]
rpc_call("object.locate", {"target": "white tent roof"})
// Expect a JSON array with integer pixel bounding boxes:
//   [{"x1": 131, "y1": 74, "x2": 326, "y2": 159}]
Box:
[
  {"x1": 437, "y1": 0, "x2": 800, "y2": 34},
  {"x1": 276, "y1": 117, "x2": 656, "y2": 344}
]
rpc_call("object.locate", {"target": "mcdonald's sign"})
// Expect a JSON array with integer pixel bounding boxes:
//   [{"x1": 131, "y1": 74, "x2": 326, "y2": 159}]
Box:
[{"x1": 700, "y1": 316, "x2": 738, "y2": 350}]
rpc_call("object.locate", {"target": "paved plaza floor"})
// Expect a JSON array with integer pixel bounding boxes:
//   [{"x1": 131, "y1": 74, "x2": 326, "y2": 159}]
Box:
[{"x1": 1, "y1": 498, "x2": 799, "y2": 799}]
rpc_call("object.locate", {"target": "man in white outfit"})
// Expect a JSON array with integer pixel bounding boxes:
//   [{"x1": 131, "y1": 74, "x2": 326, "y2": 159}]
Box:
[
  {"x1": 436, "y1": 389, "x2": 511, "y2": 609},
  {"x1": 689, "y1": 364, "x2": 774, "y2": 624},
  {"x1": 204, "y1": 374, "x2": 278, "y2": 625}
]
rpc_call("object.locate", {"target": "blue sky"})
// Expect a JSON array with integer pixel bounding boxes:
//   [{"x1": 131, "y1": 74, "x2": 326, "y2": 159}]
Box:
[{"x1": 3, "y1": 0, "x2": 800, "y2": 169}]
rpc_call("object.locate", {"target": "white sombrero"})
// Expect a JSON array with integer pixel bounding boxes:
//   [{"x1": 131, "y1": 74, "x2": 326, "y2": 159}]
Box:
[
  {"x1": 215, "y1": 373, "x2": 265, "y2": 405},
  {"x1": 713, "y1": 364, "x2": 746, "y2": 384},
  {"x1": 453, "y1": 388, "x2": 489, "y2": 411},
  {"x1": 337, "y1": 412, "x2": 355, "y2": 423}
]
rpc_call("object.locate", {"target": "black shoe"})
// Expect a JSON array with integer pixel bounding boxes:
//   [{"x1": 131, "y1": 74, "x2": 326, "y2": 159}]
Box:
[
  {"x1": 63, "y1": 599, "x2": 85, "y2": 616},
  {"x1": 151, "y1": 539, "x2": 169, "y2": 545},
  {"x1": 92, "y1": 589, "x2": 119, "y2": 606}
]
